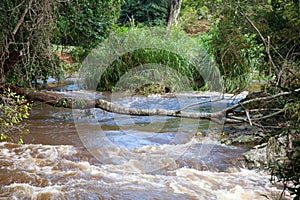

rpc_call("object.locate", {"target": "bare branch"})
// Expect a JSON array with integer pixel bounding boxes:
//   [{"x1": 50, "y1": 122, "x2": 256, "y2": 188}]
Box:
[
  {"x1": 12, "y1": 0, "x2": 34, "y2": 36},
  {"x1": 176, "y1": 96, "x2": 224, "y2": 112},
  {"x1": 224, "y1": 88, "x2": 299, "y2": 113},
  {"x1": 245, "y1": 109, "x2": 252, "y2": 126},
  {"x1": 251, "y1": 109, "x2": 286, "y2": 121},
  {"x1": 238, "y1": 6, "x2": 277, "y2": 73}
]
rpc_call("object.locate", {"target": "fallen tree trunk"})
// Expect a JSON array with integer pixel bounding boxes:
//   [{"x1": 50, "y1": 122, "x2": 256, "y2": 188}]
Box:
[
  {"x1": 8, "y1": 85, "x2": 95, "y2": 108},
  {"x1": 95, "y1": 98, "x2": 226, "y2": 123},
  {"x1": 8, "y1": 85, "x2": 299, "y2": 125},
  {"x1": 9, "y1": 85, "x2": 227, "y2": 123}
]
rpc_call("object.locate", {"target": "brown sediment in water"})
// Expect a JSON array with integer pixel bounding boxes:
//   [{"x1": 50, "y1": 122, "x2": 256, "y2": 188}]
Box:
[{"x1": 0, "y1": 92, "x2": 292, "y2": 199}]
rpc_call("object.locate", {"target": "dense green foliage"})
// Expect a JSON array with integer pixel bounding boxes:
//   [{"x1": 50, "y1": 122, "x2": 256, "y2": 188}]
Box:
[
  {"x1": 212, "y1": 31, "x2": 264, "y2": 92},
  {"x1": 181, "y1": 0, "x2": 299, "y2": 92},
  {"x1": 2, "y1": 1, "x2": 298, "y2": 92},
  {"x1": 0, "y1": 0, "x2": 61, "y2": 86},
  {"x1": 98, "y1": 48, "x2": 202, "y2": 92},
  {"x1": 0, "y1": 0, "x2": 121, "y2": 85},
  {"x1": 181, "y1": 1, "x2": 299, "y2": 198},
  {"x1": 119, "y1": 0, "x2": 169, "y2": 26},
  {"x1": 180, "y1": 1, "x2": 264, "y2": 92},
  {"x1": 82, "y1": 27, "x2": 221, "y2": 93},
  {"x1": 0, "y1": 88, "x2": 31, "y2": 144},
  {"x1": 54, "y1": 0, "x2": 120, "y2": 50},
  {"x1": 265, "y1": 0, "x2": 300, "y2": 66},
  {"x1": 0, "y1": 0, "x2": 121, "y2": 143}
]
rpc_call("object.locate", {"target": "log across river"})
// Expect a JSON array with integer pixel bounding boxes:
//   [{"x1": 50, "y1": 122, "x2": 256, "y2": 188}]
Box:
[{"x1": 0, "y1": 91, "x2": 290, "y2": 199}]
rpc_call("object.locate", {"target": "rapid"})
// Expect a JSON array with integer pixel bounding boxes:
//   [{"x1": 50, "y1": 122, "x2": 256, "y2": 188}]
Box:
[{"x1": 0, "y1": 91, "x2": 287, "y2": 199}]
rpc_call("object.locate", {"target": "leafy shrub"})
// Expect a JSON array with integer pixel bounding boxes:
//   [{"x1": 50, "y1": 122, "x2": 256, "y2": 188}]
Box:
[
  {"x1": 118, "y1": 0, "x2": 169, "y2": 26},
  {"x1": 0, "y1": 88, "x2": 31, "y2": 144},
  {"x1": 54, "y1": 0, "x2": 121, "y2": 50}
]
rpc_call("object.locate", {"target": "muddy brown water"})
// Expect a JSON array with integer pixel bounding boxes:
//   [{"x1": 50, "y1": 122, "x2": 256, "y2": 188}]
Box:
[{"x1": 0, "y1": 92, "x2": 289, "y2": 199}]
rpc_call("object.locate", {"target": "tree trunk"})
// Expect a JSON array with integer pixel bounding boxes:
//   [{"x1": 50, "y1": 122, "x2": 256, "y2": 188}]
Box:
[
  {"x1": 8, "y1": 85, "x2": 225, "y2": 123},
  {"x1": 167, "y1": 0, "x2": 183, "y2": 27},
  {"x1": 9, "y1": 85, "x2": 298, "y2": 125},
  {"x1": 95, "y1": 98, "x2": 225, "y2": 123},
  {"x1": 2, "y1": 51, "x2": 24, "y2": 76}
]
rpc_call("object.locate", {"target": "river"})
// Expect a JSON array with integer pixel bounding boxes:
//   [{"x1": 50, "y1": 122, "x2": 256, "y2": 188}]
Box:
[{"x1": 0, "y1": 91, "x2": 287, "y2": 199}]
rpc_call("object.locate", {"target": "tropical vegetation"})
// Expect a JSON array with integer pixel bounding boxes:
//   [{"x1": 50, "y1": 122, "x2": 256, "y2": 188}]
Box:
[{"x1": 0, "y1": 0, "x2": 299, "y2": 198}]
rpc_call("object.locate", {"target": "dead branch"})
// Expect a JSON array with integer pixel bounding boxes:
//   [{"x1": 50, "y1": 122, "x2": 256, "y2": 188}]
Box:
[
  {"x1": 251, "y1": 109, "x2": 286, "y2": 121},
  {"x1": 238, "y1": 6, "x2": 277, "y2": 74},
  {"x1": 9, "y1": 85, "x2": 299, "y2": 126},
  {"x1": 12, "y1": 0, "x2": 34, "y2": 35},
  {"x1": 245, "y1": 109, "x2": 252, "y2": 126},
  {"x1": 95, "y1": 98, "x2": 225, "y2": 124},
  {"x1": 175, "y1": 96, "x2": 224, "y2": 112},
  {"x1": 223, "y1": 88, "x2": 299, "y2": 113}
]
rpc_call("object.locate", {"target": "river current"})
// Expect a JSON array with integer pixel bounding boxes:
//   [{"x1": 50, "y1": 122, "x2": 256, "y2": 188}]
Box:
[{"x1": 0, "y1": 91, "x2": 287, "y2": 199}]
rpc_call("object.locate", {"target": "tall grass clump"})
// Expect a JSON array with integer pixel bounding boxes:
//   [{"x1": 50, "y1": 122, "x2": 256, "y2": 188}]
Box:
[
  {"x1": 81, "y1": 27, "x2": 222, "y2": 93},
  {"x1": 98, "y1": 48, "x2": 202, "y2": 92}
]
